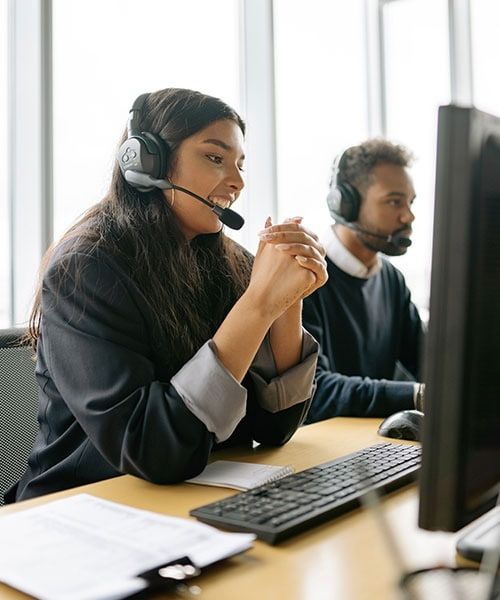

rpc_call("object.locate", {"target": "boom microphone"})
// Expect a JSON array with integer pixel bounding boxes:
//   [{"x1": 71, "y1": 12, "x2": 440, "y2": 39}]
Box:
[
  {"x1": 343, "y1": 221, "x2": 412, "y2": 248},
  {"x1": 124, "y1": 170, "x2": 245, "y2": 231},
  {"x1": 389, "y1": 231, "x2": 412, "y2": 248},
  {"x1": 172, "y1": 183, "x2": 245, "y2": 231}
]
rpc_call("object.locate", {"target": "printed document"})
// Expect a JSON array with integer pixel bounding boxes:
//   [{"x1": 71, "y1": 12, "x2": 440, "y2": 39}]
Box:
[{"x1": 0, "y1": 493, "x2": 254, "y2": 600}]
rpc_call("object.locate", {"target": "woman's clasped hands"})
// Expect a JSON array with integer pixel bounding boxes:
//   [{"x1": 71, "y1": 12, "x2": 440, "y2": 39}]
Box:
[{"x1": 248, "y1": 216, "x2": 328, "y2": 319}]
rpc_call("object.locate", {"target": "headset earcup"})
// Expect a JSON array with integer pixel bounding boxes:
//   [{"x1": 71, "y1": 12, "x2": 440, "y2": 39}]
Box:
[
  {"x1": 327, "y1": 183, "x2": 361, "y2": 223},
  {"x1": 117, "y1": 137, "x2": 149, "y2": 178},
  {"x1": 117, "y1": 133, "x2": 167, "y2": 182},
  {"x1": 327, "y1": 147, "x2": 364, "y2": 223},
  {"x1": 326, "y1": 187, "x2": 343, "y2": 219},
  {"x1": 337, "y1": 183, "x2": 361, "y2": 222},
  {"x1": 118, "y1": 93, "x2": 169, "y2": 189},
  {"x1": 141, "y1": 132, "x2": 168, "y2": 179}
]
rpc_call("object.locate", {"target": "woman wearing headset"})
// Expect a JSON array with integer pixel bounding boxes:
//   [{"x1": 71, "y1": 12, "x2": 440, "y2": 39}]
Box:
[{"x1": 10, "y1": 88, "x2": 327, "y2": 501}]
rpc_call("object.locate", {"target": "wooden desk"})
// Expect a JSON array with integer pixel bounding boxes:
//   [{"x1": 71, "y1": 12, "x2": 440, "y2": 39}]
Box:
[{"x1": 0, "y1": 418, "x2": 460, "y2": 600}]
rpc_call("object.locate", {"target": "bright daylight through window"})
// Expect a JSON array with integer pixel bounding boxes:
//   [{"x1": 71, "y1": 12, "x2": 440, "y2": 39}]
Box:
[
  {"x1": 52, "y1": 0, "x2": 240, "y2": 242},
  {"x1": 383, "y1": 0, "x2": 450, "y2": 315}
]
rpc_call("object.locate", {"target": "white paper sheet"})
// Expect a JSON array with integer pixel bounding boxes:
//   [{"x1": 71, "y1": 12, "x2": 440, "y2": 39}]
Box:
[{"x1": 0, "y1": 493, "x2": 255, "y2": 600}]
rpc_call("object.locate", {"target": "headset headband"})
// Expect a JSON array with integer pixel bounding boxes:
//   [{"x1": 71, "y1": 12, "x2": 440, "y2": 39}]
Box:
[{"x1": 127, "y1": 93, "x2": 150, "y2": 137}]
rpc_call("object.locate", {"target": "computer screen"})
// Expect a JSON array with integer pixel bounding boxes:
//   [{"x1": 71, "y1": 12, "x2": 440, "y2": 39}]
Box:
[{"x1": 418, "y1": 105, "x2": 500, "y2": 534}]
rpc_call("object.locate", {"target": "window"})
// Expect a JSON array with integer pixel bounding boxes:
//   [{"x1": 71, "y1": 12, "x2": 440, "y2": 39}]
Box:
[
  {"x1": 273, "y1": 0, "x2": 368, "y2": 238},
  {"x1": 52, "y1": 0, "x2": 241, "y2": 241},
  {"x1": 0, "y1": 0, "x2": 9, "y2": 327},
  {"x1": 471, "y1": 0, "x2": 500, "y2": 117},
  {"x1": 383, "y1": 0, "x2": 450, "y2": 315}
]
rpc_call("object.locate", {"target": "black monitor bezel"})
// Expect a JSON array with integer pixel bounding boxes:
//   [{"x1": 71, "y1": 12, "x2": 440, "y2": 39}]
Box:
[{"x1": 418, "y1": 104, "x2": 500, "y2": 532}]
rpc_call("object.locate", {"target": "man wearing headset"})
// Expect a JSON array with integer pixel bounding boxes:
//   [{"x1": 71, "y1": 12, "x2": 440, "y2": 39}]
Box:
[{"x1": 302, "y1": 139, "x2": 425, "y2": 421}]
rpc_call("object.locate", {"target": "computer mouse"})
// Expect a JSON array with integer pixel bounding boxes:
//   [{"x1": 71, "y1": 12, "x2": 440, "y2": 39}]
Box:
[{"x1": 377, "y1": 409, "x2": 424, "y2": 442}]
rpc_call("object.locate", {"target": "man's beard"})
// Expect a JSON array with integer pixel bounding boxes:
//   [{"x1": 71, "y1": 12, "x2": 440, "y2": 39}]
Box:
[{"x1": 356, "y1": 224, "x2": 411, "y2": 257}]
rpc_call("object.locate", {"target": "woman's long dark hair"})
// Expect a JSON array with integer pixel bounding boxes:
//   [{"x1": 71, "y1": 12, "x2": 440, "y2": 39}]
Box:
[{"x1": 28, "y1": 88, "x2": 252, "y2": 376}]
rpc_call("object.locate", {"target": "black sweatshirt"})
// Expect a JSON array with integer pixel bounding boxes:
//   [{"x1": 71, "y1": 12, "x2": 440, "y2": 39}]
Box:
[
  {"x1": 303, "y1": 257, "x2": 423, "y2": 421},
  {"x1": 9, "y1": 244, "x2": 316, "y2": 502}
]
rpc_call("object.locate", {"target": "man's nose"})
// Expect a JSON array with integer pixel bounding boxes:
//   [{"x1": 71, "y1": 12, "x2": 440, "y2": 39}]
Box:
[{"x1": 401, "y1": 204, "x2": 415, "y2": 224}]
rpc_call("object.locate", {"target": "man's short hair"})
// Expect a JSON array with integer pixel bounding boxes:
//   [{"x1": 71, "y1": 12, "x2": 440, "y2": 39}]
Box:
[{"x1": 335, "y1": 139, "x2": 414, "y2": 194}]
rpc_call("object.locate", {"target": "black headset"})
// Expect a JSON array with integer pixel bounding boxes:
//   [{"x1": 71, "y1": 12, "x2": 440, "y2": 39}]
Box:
[
  {"x1": 117, "y1": 94, "x2": 169, "y2": 192},
  {"x1": 326, "y1": 148, "x2": 362, "y2": 223}
]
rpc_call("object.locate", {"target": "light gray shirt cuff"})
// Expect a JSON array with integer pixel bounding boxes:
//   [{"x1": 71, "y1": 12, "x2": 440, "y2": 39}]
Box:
[
  {"x1": 413, "y1": 383, "x2": 419, "y2": 408},
  {"x1": 171, "y1": 340, "x2": 247, "y2": 443},
  {"x1": 248, "y1": 329, "x2": 319, "y2": 413}
]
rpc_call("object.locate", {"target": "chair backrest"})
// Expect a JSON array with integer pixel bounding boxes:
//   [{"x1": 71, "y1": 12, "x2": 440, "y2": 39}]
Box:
[{"x1": 0, "y1": 328, "x2": 39, "y2": 505}]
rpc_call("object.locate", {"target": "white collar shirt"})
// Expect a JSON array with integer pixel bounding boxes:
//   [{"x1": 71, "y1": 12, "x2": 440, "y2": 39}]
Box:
[{"x1": 322, "y1": 225, "x2": 382, "y2": 279}]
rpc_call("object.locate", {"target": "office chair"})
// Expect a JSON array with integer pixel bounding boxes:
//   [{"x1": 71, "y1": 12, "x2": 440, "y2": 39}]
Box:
[{"x1": 0, "y1": 328, "x2": 39, "y2": 505}]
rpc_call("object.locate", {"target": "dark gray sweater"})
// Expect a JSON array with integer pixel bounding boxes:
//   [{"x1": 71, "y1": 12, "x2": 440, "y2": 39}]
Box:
[{"x1": 303, "y1": 257, "x2": 423, "y2": 421}]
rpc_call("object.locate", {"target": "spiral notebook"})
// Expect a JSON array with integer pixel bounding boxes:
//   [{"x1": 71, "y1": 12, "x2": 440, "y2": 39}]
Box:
[{"x1": 186, "y1": 460, "x2": 295, "y2": 491}]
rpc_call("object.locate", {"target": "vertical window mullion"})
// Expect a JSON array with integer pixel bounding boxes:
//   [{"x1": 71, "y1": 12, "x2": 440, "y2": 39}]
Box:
[
  {"x1": 41, "y1": 0, "x2": 53, "y2": 256},
  {"x1": 240, "y1": 0, "x2": 277, "y2": 252},
  {"x1": 9, "y1": 0, "x2": 52, "y2": 325},
  {"x1": 448, "y1": 0, "x2": 473, "y2": 105},
  {"x1": 365, "y1": 0, "x2": 386, "y2": 137}
]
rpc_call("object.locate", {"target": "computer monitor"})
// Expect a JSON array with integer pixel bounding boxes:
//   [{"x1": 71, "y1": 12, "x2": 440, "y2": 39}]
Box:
[{"x1": 418, "y1": 105, "x2": 500, "y2": 550}]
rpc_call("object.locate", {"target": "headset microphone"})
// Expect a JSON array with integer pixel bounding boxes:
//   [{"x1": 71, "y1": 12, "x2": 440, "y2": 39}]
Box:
[
  {"x1": 124, "y1": 171, "x2": 245, "y2": 230},
  {"x1": 389, "y1": 231, "x2": 412, "y2": 248},
  {"x1": 208, "y1": 203, "x2": 245, "y2": 231},
  {"x1": 344, "y1": 221, "x2": 412, "y2": 248}
]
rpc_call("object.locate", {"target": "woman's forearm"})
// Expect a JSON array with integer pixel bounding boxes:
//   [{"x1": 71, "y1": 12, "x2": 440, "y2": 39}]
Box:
[
  {"x1": 212, "y1": 291, "x2": 275, "y2": 383},
  {"x1": 269, "y1": 300, "x2": 303, "y2": 374}
]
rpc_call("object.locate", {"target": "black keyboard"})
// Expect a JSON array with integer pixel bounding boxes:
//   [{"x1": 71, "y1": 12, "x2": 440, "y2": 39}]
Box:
[{"x1": 190, "y1": 442, "x2": 421, "y2": 544}]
